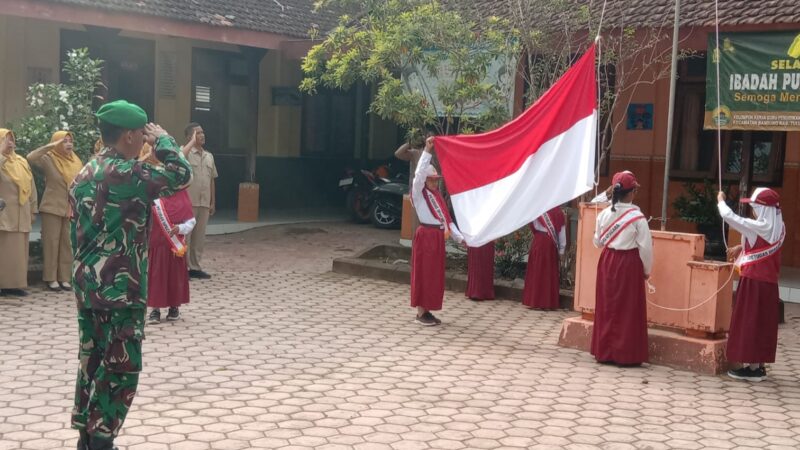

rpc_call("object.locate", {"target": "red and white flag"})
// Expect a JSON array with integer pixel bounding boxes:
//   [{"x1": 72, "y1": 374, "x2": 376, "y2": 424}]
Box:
[{"x1": 434, "y1": 45, "x2": 597, "y2": 247}]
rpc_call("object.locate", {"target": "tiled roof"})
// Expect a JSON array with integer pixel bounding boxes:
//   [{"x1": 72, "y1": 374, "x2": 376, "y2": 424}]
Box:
[
  {"x1": 33, "y1": 0, "x2": 800, "y2": 40},
  {"x1": 598, "y1": 0, "x2": 800, "y2": 28},
  {"x1": 461, "y1": 0, "x2": 800, "y2": 28},
  {"x1": 35, "y1": 0, "x2": 344, "y2": 39}
]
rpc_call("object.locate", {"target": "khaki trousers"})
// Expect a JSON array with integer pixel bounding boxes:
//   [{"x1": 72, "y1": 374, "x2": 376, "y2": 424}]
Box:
[
  {"x1": 187, "y1": 206, "x2": 210, "y2": 271},
  {"x1": 41, "y1": 213, "x2": 73, "y2": 282},
  {"x1": 0, "y1": 231, "x2": 29, "y2": 289}
]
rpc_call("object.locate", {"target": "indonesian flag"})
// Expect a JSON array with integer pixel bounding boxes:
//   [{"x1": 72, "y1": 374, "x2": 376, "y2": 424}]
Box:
[{"x1": 434, "y1": 45, "x2": 597, "y2": 247}]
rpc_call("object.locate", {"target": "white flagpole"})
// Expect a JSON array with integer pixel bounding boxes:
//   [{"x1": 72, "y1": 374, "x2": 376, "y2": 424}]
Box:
[{"x1": 660, "y1": 0, "x2": 681, "y2": 231}]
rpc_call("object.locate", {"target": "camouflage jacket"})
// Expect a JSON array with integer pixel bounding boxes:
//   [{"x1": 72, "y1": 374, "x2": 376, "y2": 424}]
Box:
[{"x1": 70, "y1": 135, "x2": 193, "y2": 310}]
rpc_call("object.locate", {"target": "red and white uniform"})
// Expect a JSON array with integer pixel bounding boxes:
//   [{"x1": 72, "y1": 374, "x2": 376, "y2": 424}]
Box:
[
  {"x1": 718, "y1": 188, "x2": 784, "y2": 364},
  {"x1": 522, "y1": 207, "x2": 566, "y2": 309},
  {"x1": 591, "y1": 200, "x2": 652, "y2": 365},
  {"x1": 147, "y1": 190, "x2": 196, "y2": 309},
  {"x1": 410, "y1": 152, "x2": 463, "y2": 311},
  {"x1": 466, "y1": 241, "x2": 495, "y2": 300}
]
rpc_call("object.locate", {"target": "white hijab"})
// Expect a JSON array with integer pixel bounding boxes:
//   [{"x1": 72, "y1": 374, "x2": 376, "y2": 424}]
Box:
[{"x1": 748, "y1": 188, "x2": 785, "y2": 245}]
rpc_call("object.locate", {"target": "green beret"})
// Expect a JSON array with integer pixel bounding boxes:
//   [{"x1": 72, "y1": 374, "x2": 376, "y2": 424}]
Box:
[{"x1": 95, "y1": 100, "x2": 148, "y2": 129}]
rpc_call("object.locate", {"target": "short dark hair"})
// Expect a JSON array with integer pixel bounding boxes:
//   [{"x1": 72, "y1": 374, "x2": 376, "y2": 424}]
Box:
[
  {"x1": 184, "y1": 122, "x2": 201, "y2": 137},
  {"x1": 99, "y1": 121, "x2": 125, "y2": 145}
]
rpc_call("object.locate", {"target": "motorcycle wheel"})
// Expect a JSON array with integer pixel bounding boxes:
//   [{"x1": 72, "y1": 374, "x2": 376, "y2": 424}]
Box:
[
  {"x1": 346, "y1": 189, "x2": 372, "y2": 223},
  {"x1": 370, "y1": 202, "x2": 401, "y2": 229}
]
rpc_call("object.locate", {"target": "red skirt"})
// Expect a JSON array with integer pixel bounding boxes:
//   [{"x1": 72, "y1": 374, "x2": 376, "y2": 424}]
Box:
[
  {"x1": 591, "y1": 248, "x2": 648, "y2": 365},
  {"x1": 410, "y1": 226, "x2": 445, "y2": 311},
  {"x1": 727, "y1": 277, "x2": 779, "y2": 364},
  {"x1": 466, "y1": 241, "x2": 495, "y2": 300},
  {"x1": 147, "y1": 244, "x2": 190, "y2": 309},
  {"x1": 522, "y1": 232, "x2": 560, "y2": 309}
]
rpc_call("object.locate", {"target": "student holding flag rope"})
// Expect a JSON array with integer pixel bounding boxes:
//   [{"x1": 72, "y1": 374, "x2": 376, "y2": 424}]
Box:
[
  {"x1": 718, "y1": 188, "x2": 784, "y2": 382},
  {"x1": 410, "y1": 137, "x2": 465, "y2": 326},
  {"x1": 591, "y1": 171, "x2": 652, "y2": 366}
]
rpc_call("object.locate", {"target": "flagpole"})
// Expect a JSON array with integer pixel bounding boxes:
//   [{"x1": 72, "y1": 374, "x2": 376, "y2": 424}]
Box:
[{"x1": 660, "y1": 0, "x2": 680, "y2": 231}]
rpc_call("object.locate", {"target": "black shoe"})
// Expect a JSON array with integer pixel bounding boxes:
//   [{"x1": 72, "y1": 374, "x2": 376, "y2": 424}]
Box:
[
  {"x1": 426, "y1": 311, "x2": 442, "y2": 325},
  {"x1": 88, "y1": 436, "x2": 117, "y2": 450},
  {"x1": 415, "y1": 311, "x2": 440, "y2": 326},
  {"x1": 148, "y1": 309, "x2": 161, "y2": 324},
  {"x1": 727, "y1": 367, "x2": 765, "y2": 382},
  {"x1": 77, "y1": 430, "x2": 89, "y2": 450},
  {"x1": 754, "y1": 366, "x2": 767, "y2": 379},
  {"x1": 0, "y1": 288, "x2": 28, "y2": 297},
  {"x1": 166, "y1": 307, "x2": 180, "y2": 321},
  {"x1": 188, "y1": 270, "x2": 211, "y2": 279}
]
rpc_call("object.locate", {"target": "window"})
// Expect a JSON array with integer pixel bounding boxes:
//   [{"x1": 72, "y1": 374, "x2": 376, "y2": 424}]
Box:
[
  {"x1": 670, "y1": 55, "x2": 785, "y2": 185},
  {"x1": 194, "y1": 85, "x2": 212, "y2": 112}
]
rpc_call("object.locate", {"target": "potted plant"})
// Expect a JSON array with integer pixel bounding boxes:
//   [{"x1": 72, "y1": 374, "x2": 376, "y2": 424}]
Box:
[{"x1": 673, "y1": 180, "x2": 736, "y2": 258}]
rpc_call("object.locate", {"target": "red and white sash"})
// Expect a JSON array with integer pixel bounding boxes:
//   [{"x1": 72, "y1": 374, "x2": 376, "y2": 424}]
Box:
[
  {"x1": 152, "y1": 198, "x2": 188, "y2": 257},
  {"x1": 597, "y1": 209, "x2": 645, "y2": 248},
  {"x1": 422, "y1": 187, "x2": 452, "y2": 238},
  {"x1": 537, "y1": 213, "x2": 559, "y2": 248},
  {"x1": 735, "y1": 227, "x2": 785, "y2": 270}
]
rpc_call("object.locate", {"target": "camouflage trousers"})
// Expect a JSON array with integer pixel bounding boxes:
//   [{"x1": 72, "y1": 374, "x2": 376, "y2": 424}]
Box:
[{"x1": 71, "y1": 308, "x2": 145, "y2": 441}]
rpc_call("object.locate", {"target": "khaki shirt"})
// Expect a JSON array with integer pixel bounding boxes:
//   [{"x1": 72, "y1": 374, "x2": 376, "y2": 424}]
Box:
[
  {"x1": 26, "y1": 147, "x2": 73, "y2": 217},
  {"x1": 186, "y1": 148, "x2": 218, "y2": 208},
  {"x1": 0, "y1": 154, "x2": 38, "y2": 232}
]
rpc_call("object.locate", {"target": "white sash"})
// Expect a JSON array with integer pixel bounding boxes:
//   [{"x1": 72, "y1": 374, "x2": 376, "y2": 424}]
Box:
[
  {"x1": 735, "y1": 226, "x2": 785, "y2": 270},
  {"x1": 538, "y1": 213, "x2": 559, "y2": 248},
  {"x1": 152, "y1": 198, "x2": 188, "y2": 257},
  {"x1": 597, "y1": 209, "x2": 645, "y2": 248}
]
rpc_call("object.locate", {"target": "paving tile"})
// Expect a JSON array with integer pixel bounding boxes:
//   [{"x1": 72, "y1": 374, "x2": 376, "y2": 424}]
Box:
[{"x1": 2, "y1": 222, "x2": 800, "y2": 449}]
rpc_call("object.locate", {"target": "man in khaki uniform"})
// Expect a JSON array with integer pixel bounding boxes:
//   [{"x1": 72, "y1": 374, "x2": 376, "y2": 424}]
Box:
[{"x1": 182, "y1": 123, "x2": 217, "y2": 279}]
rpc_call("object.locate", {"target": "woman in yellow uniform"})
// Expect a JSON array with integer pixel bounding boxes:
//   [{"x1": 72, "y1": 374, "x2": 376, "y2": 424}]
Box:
[
  {"x1": 27, "y1": 131, "x2": 83, "y2": 291},
  {"x1": 0, "y1": 129, "x2": 38, "y2": 296}
]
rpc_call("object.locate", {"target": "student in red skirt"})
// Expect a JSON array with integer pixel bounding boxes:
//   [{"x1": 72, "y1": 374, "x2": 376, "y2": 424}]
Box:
[
  {"x1": 147, "y1": 187, "x2": 196, "y2": 324},
  {"x1": 591, "y1": 171, "x2": 653, "y2": 366},
  {"x1": 466, "y1": 241, "x2": 495, "y2": 300},
  {"x1": 718, "y1": 188, "x2": 785, "y2": 382},
  {"x1": 411, "y1": 137, "x2": 464, "y2": 326},
  {"x1": 522, "y1": 207, "x2": 566, "y2": 309}
]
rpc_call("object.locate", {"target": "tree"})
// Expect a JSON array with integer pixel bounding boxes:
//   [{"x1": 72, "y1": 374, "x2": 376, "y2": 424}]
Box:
[
  {"x1": 495, "y1": 0, "x2": 687, "y2": 179},
  {"x1": 301, "y1": 0, "x2": 520, "y2": 139},
  {"x1": 14, "y1": 48, "x2": 103, "y2": 163}
]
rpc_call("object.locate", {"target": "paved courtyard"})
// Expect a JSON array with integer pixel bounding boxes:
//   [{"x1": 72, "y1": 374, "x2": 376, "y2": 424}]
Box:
[{"x1": 2, "y1": 222, "x2": 800, "y2": 449}]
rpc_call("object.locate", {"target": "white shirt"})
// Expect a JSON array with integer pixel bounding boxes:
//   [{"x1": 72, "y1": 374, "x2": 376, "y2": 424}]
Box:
[
  {"x1": 412, "y1": 152, "x2": 464, "y2": 243},
  {"x1": 590, "y1": 191, "x2": 609, "y2": 203},
  {"x1": 177, "y1": 218, "x2": 197, "y2": 236},
  {"x1": 593, "y1": 203, "x2": 653, "y2": 275},
  {"x1": 717, "y1": 201, "x2": 779, "y2": 247},
  {"x1": 532, "y1": 218, "x2": 567, "y2": 255}
]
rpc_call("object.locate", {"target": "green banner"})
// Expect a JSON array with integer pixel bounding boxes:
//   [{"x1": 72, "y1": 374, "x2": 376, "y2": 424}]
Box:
[{"x1": 705, "y1": 31, "x2": 800, "y2": 130}]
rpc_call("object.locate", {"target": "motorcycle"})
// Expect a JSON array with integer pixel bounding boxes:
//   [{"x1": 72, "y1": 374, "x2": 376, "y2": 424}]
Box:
[
  {"x1": 339, "y1": 166, "x2": 389, "y2": 223},
  {"x1": 370, "y1": 178, "x2": 409, "y2": 229}
]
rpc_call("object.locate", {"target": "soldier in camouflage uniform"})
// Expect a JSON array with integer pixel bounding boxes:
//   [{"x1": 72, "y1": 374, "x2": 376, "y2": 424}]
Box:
[{"x1": 70, "y1": 100, "x2": 193, "y2": 450}]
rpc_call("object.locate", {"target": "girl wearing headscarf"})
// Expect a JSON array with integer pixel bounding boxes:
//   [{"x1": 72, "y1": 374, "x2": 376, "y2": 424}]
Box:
[
  {"x1": 0, "y1": 129, "x2": 38, "y2": 297},
  {"x1": 591, "y1": 171, "x2": 652, "y2": 366},
  {"x1": 27, "y1": 131, "x2": 83, "y2": 291},
  {"x1": 522, "y1": 207, "x2": 567, "y2": 310},
  {"x1": 410, "y1": 137, "x2": 465, "y2": 326},
  {"x1": 140, "y1": 145, "x2": 196, "y2": 324},
  {"x1": 718, "y1": 188, "x2": 784, "y2": 382}
]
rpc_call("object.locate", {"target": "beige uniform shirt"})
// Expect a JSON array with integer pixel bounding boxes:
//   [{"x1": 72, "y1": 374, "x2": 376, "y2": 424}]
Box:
[
  {"x1": 186, "y1": 148, "x2": 218, "y2": 208},
  {"x1": 26, "y1": 148, "x2": 73, "y2": 217},
  {"x1": 0, "y1": 154, "x2": 38, "y2": 232}
]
